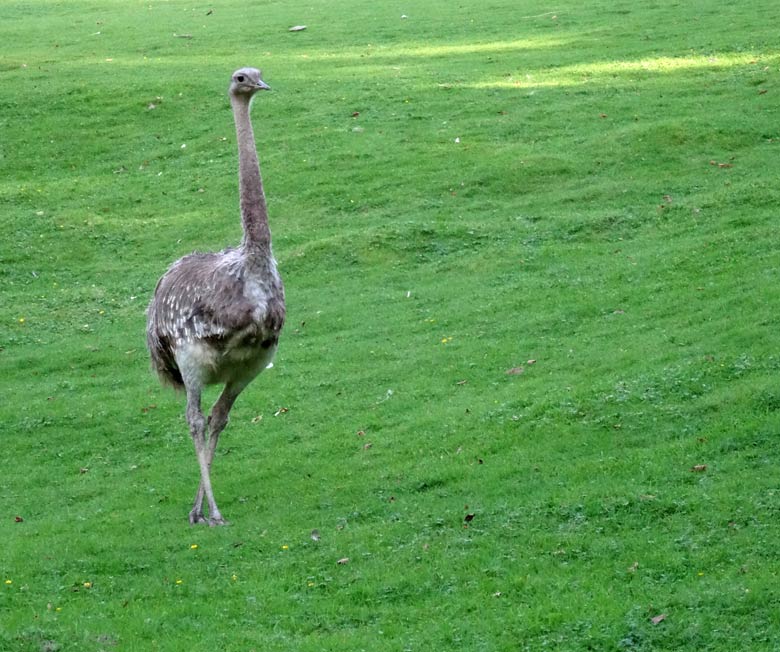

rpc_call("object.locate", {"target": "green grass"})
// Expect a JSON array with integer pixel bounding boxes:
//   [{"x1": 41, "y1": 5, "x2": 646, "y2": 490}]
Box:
[{"x1": 2, "y1": 0, "x2": 780, "y2": 649}]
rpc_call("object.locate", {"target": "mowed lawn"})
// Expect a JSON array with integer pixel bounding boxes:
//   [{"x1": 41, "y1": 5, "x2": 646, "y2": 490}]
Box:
[{"x1": 1, "y1": 0, "x2": 780, "y2": 650}]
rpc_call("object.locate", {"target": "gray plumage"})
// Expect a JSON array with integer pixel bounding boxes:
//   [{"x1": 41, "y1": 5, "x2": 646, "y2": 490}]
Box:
[{"x1": 146, "y1": 68, "x2": 285, "y2": 526}]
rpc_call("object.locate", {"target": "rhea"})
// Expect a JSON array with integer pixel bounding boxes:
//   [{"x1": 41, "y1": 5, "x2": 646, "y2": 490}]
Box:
[{"x1": 146, "y1": 68, "x2": 285, "y2": 526}]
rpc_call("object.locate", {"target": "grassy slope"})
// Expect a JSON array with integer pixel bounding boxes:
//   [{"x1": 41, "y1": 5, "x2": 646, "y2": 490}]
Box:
[{"x1": 1, "y1": 0, "x2": 779, "y2": 650}]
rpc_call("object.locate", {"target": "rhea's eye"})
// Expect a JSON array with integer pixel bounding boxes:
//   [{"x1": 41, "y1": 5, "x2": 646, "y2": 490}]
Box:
[{"x1": 236, "y1": 75, "x2": 245, "y2": 83}]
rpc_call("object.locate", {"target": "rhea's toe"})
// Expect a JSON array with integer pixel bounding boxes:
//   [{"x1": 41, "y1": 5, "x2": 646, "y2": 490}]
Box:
[
  {"x1": 189, "y1": 511, "x2": 208, "y2": 526},
  {"x1": 208, "y1": 516, "x2": 229, "y2": 527}
]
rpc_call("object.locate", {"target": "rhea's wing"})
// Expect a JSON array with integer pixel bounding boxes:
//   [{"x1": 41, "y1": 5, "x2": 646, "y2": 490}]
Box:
[{"x1": 147, "y1": 251, "x2": 258, "y2": 345}]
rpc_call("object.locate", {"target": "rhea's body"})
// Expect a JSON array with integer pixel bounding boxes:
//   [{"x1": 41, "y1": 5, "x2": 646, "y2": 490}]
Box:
[{"x1": 147, "y1": 248, "x2": 285, "y2": 389}]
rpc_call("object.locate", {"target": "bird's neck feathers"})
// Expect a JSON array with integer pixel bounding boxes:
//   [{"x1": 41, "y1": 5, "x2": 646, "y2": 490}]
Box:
[{"x1": 231, "y1": 94, "x2": 272, "y2": 254}]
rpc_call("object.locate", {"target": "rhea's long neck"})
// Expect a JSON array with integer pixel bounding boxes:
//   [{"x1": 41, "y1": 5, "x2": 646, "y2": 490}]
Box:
[{"x1": 231, "y1": 94, "x2": 271, "y2": 252}]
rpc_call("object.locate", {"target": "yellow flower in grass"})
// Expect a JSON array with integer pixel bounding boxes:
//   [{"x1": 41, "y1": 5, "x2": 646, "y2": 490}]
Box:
[{"x1": 4, "y1": 580, "x2": 11, "y2": 585}]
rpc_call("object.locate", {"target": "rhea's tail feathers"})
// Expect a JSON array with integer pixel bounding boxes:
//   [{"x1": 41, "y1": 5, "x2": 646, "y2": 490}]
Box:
[
  {"x1": 146, "y1": 330, "x2": 185, "y2": 391},
  {"x1": 151, "y1": 358, "x2": 185, "y2": 391}
]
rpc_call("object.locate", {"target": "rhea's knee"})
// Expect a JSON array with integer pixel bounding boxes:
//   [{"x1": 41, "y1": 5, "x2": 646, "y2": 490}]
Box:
[
  {"x1": 186, "y1": 409, "x2": 206, "y2": 435},
  {"x1": 209, "y1": 411, "x2": 229, "y2": 435}
]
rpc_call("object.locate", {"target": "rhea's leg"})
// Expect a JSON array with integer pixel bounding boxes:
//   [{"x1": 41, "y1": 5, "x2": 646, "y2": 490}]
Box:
[
  {"x1": 190, "y1": 382, "x2": 245, "y2": 526},
  {"x1": 185, "y1": 385, "x2": 225, "y2": 526}
]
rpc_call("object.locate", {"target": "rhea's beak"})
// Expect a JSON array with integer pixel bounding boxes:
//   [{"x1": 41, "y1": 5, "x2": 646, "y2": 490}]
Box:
[{"x1": 256, "y1": 79, "x2": 271, "y2": 91}]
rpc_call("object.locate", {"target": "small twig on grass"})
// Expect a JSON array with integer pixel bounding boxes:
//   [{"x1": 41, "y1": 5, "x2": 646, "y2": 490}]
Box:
[{"x1": 519, "y1": 11, "x2": 560, "y2": 19}]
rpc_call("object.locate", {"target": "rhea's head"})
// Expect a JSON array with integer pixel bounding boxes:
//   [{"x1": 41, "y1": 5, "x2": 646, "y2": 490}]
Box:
[{"x1": 229, "y1": 68, "x2": 271, "y2": 97}]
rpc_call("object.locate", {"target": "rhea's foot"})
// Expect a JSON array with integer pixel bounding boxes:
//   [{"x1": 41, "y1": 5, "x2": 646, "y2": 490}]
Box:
[
  {"x1": 208, "y1": 514, "x2": 229, "y2": 527},
  {"x1": 189, "y1": 509, "x2": 208, "y2": 525}
]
